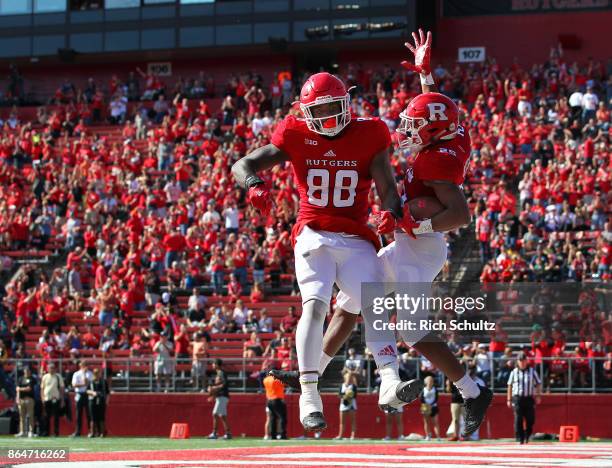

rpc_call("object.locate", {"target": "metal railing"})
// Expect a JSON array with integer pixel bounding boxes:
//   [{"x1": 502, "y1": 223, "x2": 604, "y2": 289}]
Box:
[{"x1": 2, "y1": 355, "x2": 611, "y2": 395}]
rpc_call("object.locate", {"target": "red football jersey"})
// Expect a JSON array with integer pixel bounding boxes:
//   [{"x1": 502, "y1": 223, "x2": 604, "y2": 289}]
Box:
[
  {"x1": 272, "y1": 115, "x2": 390, "y2": 247},
  {"x1": 404, "y1": 125, "x2": 471, "y2": 199}
]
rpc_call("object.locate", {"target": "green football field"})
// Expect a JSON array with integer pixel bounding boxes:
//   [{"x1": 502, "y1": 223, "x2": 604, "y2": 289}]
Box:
[{"x1": 0, "y1": 435, "x2": 518, "y2": 452}]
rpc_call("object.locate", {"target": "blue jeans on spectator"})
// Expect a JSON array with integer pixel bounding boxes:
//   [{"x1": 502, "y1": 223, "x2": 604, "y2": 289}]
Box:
[
  {"x1": 234, "y1": 267, "x2": 248, "y2": 289},
  {"x1": 65, "y1": 234, "x2": 78, "y2": 250},
  {"x1": 150, "y1": 261, "x2": 163, "y2": 274},
  {"x1": 212, "y1": 271, "x2": 224, "y2": 295},
  {"x1": 99, "y1": 310, "x2": 113, "y2": 328},
  {"x1": 158, "y1": 156, "x2": 170, "y2": 171},
  {"x1": 591, "y1": 212, "x2": 606, "y2": 230},
  {"x1": 505, "y1": 235, "x2": 517, "y2": 249},
  {"x1": 582, "y1": 109, "x2": 596, "y2": 123},
  {"x1": 185, "y1": 274, "x2": 194, "y2": 290},
  {"x1": 480, "y1": 241, "x2": 492, "y2": 263},
  {"x1": 165, "y1": 251, "x2": 178, "y2": 270},
  {"x1": 521, "y1": 143, "x2": 533, "y2": 155},
  {"x1": 253, "y1": 269, "x2": 265, "y2": 285}
]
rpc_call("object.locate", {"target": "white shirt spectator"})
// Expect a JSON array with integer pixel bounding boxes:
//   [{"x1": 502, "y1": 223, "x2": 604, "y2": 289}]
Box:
[
  {"x1": 202, "y1": 209, "x2": 221, "y2": 225},
  {"x1": 475, "y1": 350, "x2": 491, "y2": 373},
  {"x1": 66, "y1": 216, "x2": 81, "y2": 235},
  {"x1": 568, "y1": 91, "x2": 583, "y2": 107},
  {"x1": 188, "y1": 292, "x2": 207, "y2": 311},
  {"x1": 581, "y1": 91, "x2": 599, "y2": 111},
  {"x1": 252, "y1": 116, "x2": 266, "y2": 136},
  {"x1": 164, "y1": 181, "x2": 182, "y2": 203},
  {"x1": 72, "y1": 368, "x2": 93, "y2": 395},
  {"x1": 110, "y1": 96, "x2": 127, "y2": 118},
  {"x1": 223, "y1": 207, "x2": 239, "y2": 230},
  {"x1": 258, "y1": 315, "x2": 273, "y2": 333},
  {"x1": 233, "y1": 307, "x2": 247, "y2": 327}
]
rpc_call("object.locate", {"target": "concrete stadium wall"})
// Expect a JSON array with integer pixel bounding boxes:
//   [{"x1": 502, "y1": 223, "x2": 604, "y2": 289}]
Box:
[{"x1": 56, "y1": 392, "x2": 612, "y2": 439}]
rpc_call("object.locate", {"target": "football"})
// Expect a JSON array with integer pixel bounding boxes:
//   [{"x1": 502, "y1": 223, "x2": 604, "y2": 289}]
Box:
[{"x1": 407, "y1": 196, "x2": 445, "y2": 220}]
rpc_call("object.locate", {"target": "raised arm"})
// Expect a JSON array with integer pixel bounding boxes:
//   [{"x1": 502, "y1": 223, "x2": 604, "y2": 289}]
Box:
[{"x1": 401, "y1": 28, "x2": 438, "y2": 94}]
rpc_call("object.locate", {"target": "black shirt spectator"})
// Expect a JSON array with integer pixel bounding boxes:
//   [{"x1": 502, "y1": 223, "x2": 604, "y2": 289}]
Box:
[
  {"x1": 215, "y1": 369, "x2": 229, "y2": 398},
  {"x1": 18, "y1": 374, "x2": 34, "y2": 399}
]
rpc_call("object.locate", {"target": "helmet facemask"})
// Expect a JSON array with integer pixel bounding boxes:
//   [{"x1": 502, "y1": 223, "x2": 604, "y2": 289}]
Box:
[
  {"x1": 396, "y1": 110, "x2": 428, "y2": 150},
  {"x1": 301, "y1": 94, "x2": 351, "y2": 137}
]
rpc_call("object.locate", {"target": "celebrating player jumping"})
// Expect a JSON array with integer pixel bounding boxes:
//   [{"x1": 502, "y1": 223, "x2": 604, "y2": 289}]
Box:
[
  {"x1": 231, "y1": 72, "x2": 422, "y2": 432},
  {"x1": 270, "y1": 28, "x2": 493, "y2": 438}
]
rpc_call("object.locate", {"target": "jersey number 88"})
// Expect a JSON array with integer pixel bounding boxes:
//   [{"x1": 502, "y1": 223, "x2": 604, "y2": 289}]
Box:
[{"x1": 306, "y1": 169, "x2": 357, "y2": 208}]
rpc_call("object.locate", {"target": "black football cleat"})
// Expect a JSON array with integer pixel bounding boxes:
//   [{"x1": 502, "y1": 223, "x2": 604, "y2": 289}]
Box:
[
  {"x1": 396, "y1": 379, "x2": 424, "y2": 404},
  {"x1": 379, "y1": 379, "x2": 423, "y2": 413},
  {"x1": 463, "y1": 385, "x2": 493, "y2": 437},
  {"x1": 268, "y1": 369, "x2": 300, "y2": 390},
  {"x1": 301, "y1": 411, "x2": 327, "y2": 432}
]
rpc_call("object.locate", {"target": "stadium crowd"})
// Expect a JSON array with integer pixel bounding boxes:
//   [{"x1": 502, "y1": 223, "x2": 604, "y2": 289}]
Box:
[{"x1": 0, "y1": 43, "x2": 610, "y2": 406}]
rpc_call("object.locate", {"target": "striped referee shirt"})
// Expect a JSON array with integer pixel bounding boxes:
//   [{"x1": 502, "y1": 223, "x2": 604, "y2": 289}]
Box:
[{"x1": 508, "y1": 367, "x2": 541, "y2": 397}]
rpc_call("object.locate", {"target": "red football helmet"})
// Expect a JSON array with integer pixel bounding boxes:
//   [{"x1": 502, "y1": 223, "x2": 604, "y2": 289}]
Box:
[
  {"x1": 397, "y1": 92, "x2": 458, "y2": 150},
  {"x1": 299, "y1": 72, "x2": 351, "y2": 137}
]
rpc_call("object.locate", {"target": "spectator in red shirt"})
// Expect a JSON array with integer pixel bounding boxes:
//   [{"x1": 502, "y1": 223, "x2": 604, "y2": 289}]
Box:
[
  {"x1": 476, "y1": 210, "x2": 493, "y2": 263},
  {"x1": 163, "y1": 226, "x2": 186, "y2": 270},
  {"x1": 280, "y1": 306, "x2": 298, "y2": 334},
  {"x1": 82, "y1": 325, "x2": 100, "y2": 350},
  {"x1": 174, "y1": 324, "x2": 191, "y2": 362}
]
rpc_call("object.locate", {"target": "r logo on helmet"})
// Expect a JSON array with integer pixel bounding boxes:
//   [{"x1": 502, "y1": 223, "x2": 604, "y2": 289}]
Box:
[{"x1": 427, "y1": 103, "x2": 447, "y2": 121}]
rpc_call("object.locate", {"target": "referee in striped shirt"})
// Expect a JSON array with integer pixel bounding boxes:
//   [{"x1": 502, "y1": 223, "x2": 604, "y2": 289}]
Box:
[{"x1": 507, "y1": 351, "x2": 541, "y2": 444}]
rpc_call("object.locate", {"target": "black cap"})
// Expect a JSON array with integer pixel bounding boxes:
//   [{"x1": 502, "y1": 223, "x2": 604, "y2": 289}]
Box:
[{"x1": 517, "y1": 351, "x2": 527, "y2": 361}]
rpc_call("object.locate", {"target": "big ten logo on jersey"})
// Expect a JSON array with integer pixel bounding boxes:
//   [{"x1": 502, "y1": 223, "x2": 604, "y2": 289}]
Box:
[
  {"x1": 304, "y1": 138, "x2": 318, "y2": 146},
  {"x1": 306, "y1": 169, "x2": 358, "y2": 208}
]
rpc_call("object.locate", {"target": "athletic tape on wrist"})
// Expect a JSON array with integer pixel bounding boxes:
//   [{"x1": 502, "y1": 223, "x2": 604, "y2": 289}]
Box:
[
  {"x1": 420, "y1": 73, "x2": 435, "y2": 86},
  {"x1": 413, "y1": 218, "x2": 434, "y2": 235}
]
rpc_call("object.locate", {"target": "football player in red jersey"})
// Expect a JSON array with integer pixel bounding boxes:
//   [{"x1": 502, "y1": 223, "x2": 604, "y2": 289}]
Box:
[
  {"x1": 232, "y1": 72, "x2": 421, "y2": 432},
  {"x1": 271, "y1": 29, "x2": 493, "y2": 438}
]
